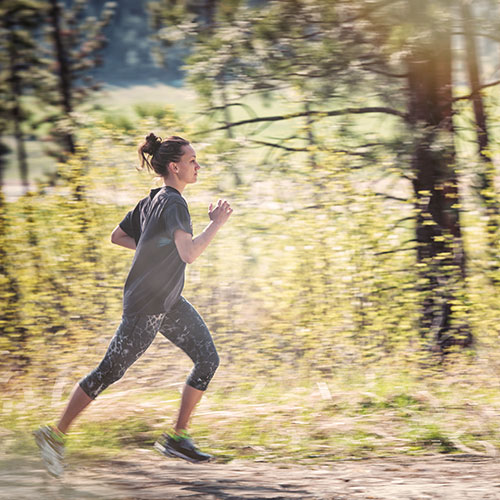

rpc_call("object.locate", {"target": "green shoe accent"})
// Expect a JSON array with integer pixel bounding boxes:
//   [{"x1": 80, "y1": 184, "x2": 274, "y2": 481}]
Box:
[
  {"x1": 48, "y1": 425, "x2": 66, "y2": 445},
  {"x1": 155, "y1": 431, "x2": 212, "y2": 463},
  {"x1": 33, "y1": 424, "x2": 65, "y2": 477},
  {"x1": 170, "y1": 429, "x2": 190, "y2": 441}
]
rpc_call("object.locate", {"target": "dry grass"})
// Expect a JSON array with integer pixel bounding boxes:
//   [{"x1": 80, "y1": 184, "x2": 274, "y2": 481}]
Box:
[{"x1": 3, "y1": 350, "x2": 500, "y2": 464}]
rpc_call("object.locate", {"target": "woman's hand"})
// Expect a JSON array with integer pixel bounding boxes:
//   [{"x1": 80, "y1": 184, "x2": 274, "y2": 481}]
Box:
[{"x1": 208, "y1": 199, "x2": 233, "y2": 227}]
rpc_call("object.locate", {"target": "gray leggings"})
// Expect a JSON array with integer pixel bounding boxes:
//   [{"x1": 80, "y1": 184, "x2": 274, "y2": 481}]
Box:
[{"x1": 79, "y1": 297, "x2": 219, "y2": 399}]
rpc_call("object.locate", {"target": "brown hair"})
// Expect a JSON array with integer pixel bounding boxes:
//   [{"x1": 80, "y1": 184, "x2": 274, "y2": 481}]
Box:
[{"x1": 138, "y1": 133, "x2": 190, "y2": 177}]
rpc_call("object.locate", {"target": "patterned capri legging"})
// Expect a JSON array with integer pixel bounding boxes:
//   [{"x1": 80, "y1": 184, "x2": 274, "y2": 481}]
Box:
[{"x1": 79, "y1": 297, "x2": 219, "y2": 399}]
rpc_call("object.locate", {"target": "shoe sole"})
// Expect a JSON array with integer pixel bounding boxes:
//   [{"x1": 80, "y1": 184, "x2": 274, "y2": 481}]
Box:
[
  {"x1": 153, "y1": 441, "x2": 211, "y2": 464},
  {"x1": 33, "y1": 429, "x2": 64, "y2": 478}
]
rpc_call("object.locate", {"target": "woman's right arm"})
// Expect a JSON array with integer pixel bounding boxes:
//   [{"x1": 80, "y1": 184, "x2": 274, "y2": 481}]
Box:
[
  {"x1": 174, "y1": 200, "x2": 232, "y2": 264},
  {"x1": 111, "y1": 225, "x2": 136, "y2": 250}
]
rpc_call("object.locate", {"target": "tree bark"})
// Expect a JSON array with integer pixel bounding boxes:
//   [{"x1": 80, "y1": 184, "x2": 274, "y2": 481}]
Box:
[
  {"x1": 48, "y1": 0, "x2": 76, "y2": 156},
  {"x1": 407, "y1": 0, "x2": 472, "y2": 351},
  {"x1": 0, "y1": 136, "x2": 8, "y2": 191},
  {"x1": 7, "y1": 33, "x2": 29, "y2": 192},
  {"x1": 461, "y1": 0, "x2": 500, "y2": 281},
  {"x1": 205, "y1": 0, "x2": 217, "y2": 28}
]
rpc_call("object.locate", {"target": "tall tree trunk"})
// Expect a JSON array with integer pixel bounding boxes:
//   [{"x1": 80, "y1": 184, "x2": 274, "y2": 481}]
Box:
[
  {"x1": 48, "y1": 0, "x2": 76, "y2": 156},
  {"x1": 7, "y1": 33, "x2": 29, "y2": 193},
  {"x1": 461, "y1": 0, "x2": 500, "y2": 281},
  {"x1": 205, "y1": 0, "x2": 217, "y2": 27},
  {"x1": 0, "y1": 136, "x2": 8, "y2": 191},
  {"x1": 407, "y1": 0, "x2": 472, "y2": 351}
]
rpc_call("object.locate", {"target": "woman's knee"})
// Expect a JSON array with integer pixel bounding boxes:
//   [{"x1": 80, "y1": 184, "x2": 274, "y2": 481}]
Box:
[
  {"x1": 79, "y1": 364, "x2": 126, "y2": 399},
  {"x1": 209, "y1": 349, "x2": 220, "y2": 371},
  {"x1": 188, "y1": 351, "x2": 220, "y2": 390},
  {"x1": 198, "y1": 352, "x2": 220, "y2": 379}
]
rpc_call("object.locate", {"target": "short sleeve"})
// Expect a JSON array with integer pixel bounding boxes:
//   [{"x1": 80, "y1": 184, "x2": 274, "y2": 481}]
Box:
[
  {"x1": 164, "y1": 202, "x2": 192, "y2": 241},
  {"x1": 119, "y1": 204, "x2": 141, "y2": 243}
]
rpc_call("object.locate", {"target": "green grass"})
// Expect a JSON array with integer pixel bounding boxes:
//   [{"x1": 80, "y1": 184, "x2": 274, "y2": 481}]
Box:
[{"x1": 3, "y1": 360, "x2": 500, "y2": 464}]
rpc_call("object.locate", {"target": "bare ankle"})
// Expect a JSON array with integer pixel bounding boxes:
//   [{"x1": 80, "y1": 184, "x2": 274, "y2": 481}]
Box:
[{"x1": 53, "y1": 425, "x2": 66, "y2": 437}]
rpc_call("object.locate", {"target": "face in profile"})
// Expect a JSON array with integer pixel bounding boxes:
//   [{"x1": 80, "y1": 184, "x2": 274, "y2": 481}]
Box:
[{"x1": 172, "y1": 145, "x2": 200, "y2": 184}]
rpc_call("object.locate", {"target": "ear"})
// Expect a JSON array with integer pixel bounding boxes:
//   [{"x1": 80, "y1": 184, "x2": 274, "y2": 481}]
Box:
[{"x1": 168, "y1": 161, "x2": 178, "y2": 174}]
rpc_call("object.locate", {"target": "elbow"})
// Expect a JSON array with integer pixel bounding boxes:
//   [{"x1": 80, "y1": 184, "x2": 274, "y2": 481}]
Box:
[
  {"x1": 182, "y1": 254, "x2": 196, "y2": 265},
  {"x1": 110, "y1": 227, "x2": 121, "y2": 245},
  {"x1": 179, "y1": 250, "x2": 196, "y2": 265},
  {"x1": 175, "y1": 235, "x2": 197, "y2": 264}
]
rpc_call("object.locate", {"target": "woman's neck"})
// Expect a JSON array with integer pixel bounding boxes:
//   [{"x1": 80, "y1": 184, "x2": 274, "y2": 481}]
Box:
[{"x1": 163, "y1": 177, "x2": 186, "y2": 194}]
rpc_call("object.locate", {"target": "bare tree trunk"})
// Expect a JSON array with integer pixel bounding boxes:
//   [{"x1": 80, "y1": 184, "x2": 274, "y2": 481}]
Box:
[
  {"x1": 407, "y1": 0, "x2": 472, "y2": 351},
  {"x1": 48, "y1": 0, "x2": 76, "y2": 156},
  {"x1": 0, "y1": 137, "x2": 8, "y2": 191},
  {"x1": 205, "y1": 0, "x2": 217, "y2": 27},
  {"x1": 461, "y1": 0, "x2": 500, "y2": 281},
  {"x1": 7, "y1": 33, "x2": 29, "y2": 193}
]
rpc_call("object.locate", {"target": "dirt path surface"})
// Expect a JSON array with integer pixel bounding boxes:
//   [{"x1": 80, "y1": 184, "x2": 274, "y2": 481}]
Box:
[{"x1": 1, "y1": 451, "x2": 499, "y2": 499}]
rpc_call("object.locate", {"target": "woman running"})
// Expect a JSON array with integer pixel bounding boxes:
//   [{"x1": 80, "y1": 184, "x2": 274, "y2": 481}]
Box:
[{"x1": 34, "y1": 133, "x2": 233, "y2": 476}]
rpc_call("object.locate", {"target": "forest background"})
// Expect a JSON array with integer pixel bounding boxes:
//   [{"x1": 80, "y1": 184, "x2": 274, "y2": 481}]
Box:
[{"x1": 2, "y1": 0, "x2": 500, "y2": 463}]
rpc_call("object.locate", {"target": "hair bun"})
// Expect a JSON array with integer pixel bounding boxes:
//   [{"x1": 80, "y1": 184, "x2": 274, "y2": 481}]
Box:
[{"x1": 144, "y1": 133, "x2": 162, "y2": 156}]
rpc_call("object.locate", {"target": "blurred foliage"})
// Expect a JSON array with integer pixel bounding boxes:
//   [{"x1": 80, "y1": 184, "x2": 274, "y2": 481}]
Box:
[
  {"x1": 1, "y1": 0, "x2": 500, "y2": 461},
  {"x1": 149, "y1": 0, "x2": 500, "y2": 350},
  {"x1": 0, "y1": 103, "x2": 498, "y2": 389},
  {"x1": 39, "y1": 0, "x2": 115, "y2": 162},
  {"x1": 0, "y1": 0, "x2": 115, "y2": 186},
  {"x1": 0, "y1": 0, "x2": 46, "y2": 187}
]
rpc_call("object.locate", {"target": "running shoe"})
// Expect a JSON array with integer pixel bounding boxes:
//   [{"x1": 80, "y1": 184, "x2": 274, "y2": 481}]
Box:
[
  {"x1": 154, "y1": 431, "x2": 212, "y2": 463},
  {"x1": 33, "y1": 424, "x2": 65, "y2": 477}
]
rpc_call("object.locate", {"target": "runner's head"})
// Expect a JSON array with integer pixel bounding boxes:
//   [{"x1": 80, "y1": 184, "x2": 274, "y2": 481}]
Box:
[{"x1": 138, "y1": 133, "x2": 191, "y2": 179}]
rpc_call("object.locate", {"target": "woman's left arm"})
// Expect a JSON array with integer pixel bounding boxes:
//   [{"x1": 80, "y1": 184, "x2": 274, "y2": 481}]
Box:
[{"x1": 111, "y1": 225, "x2": 136, "y2": 250}]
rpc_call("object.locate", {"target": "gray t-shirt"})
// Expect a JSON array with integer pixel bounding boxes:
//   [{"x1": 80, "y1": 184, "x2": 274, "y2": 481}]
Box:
[{"x1": 119, "y1": 186, "x2": 193, "y2": 315}]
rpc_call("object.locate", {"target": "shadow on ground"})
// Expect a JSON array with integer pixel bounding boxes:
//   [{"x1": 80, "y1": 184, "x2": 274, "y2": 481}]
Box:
[{"x1": 1, "y1": 451, "x2": 499, "y2": 499}]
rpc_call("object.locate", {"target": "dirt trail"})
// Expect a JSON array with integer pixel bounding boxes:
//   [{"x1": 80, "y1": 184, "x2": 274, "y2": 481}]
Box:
[{"x1": 1, "y1": 451, "x2": 499, "y2": 499}]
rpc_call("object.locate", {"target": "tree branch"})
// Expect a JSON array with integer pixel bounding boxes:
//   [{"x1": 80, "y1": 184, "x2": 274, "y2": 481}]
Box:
[
  {"x1": 247, "y1": 139, "x2": 307, "y2": 152},
  {"x1": 360, "y1": 63, "x2": 408, "y2": 78},
  {"x1": 343, "y1": 0, "x2": 405, "y2": 23},
  {"x1": 373, "y1": 192, "x2": 409, "y2": 202},
  {"x1": 206, "y1": 102, "x2": 257, "y2": 119},
  {"x1": 453, "y1": 79, "x2": 500, "y2": 102},
  {"x1": 247, "y1": 139, "x2": 373, "y2": 157},
  {"x1": 452, "y1": 31, "x2": 500, "y2": 44},
  {"x1": 375, "y1": 245, "x2": 417, "y2": 256},
  {"x1": 195, "y1": 106, "x2": 408, "y2": 135}
]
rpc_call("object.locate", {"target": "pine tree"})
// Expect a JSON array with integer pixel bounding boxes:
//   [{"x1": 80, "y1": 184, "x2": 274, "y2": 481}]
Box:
[
  {"x1": 150, "y1": 0, "x2": 500, "y2": 352},
  {"x1": 460, "y1": 0, "x2": 500, "y2": 283},
  {"x1": 41, "y1": 0, "x2": 115, "y2": 166},
  {"x1": 404, "y1": 0, "x2": 471, "y2": 350},
  {"x1": 0, "y1": 0, "x2": 45, "y2": 192}
]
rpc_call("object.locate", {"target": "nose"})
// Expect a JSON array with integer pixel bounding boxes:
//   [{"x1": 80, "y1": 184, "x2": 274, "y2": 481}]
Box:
[{"x1": 195, "y1": 163, "x2": 201, "y2": 171}]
